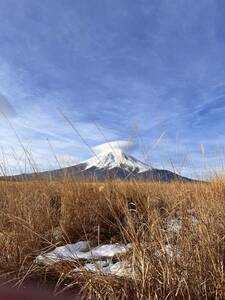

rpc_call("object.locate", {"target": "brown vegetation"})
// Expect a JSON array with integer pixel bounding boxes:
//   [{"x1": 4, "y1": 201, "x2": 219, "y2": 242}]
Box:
[{"x1": 0, "y1": 179, "x2": 224, "y2": 299}]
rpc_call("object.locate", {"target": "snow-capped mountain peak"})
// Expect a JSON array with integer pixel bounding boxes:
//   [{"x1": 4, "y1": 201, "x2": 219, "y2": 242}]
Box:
[{"x1": 84, "y1": 148, "x2": 150, "y2": 173}]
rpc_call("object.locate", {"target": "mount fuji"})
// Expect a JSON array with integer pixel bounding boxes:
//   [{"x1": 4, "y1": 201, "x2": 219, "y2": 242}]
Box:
[{"x1": 5, "y1": 147, "x2": 192, "y2": 182}]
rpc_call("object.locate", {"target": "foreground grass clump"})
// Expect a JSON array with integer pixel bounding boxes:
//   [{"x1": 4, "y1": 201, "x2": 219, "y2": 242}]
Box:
[{"x1": 0, "y1": 179, "x2": 224, "y2": 299}]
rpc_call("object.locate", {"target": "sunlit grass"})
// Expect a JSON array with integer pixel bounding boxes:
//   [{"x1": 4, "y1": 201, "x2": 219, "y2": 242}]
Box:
[{"x1": 0, "y1": 179, "x2": 224, "y2": 299}]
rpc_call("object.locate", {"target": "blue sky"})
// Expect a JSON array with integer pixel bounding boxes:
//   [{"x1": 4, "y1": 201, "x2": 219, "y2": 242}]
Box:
[{"x1": 0, "y1": 0, "x2": 225, "y2": 177}]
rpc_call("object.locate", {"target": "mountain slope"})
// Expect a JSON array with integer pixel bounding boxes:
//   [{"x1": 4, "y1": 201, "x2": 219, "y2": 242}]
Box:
[
  {"x1": 2, "y1": 149, "x2": 193, "y2": 182},
  {"x1": 84, "y1": 149, "x2": 149, "y2": 173}
]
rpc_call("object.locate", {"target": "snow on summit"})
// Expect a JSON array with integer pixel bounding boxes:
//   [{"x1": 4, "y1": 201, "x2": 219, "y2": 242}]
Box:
[{"x1": 83, "y1": 140, "x2": 150, "y2": 173}]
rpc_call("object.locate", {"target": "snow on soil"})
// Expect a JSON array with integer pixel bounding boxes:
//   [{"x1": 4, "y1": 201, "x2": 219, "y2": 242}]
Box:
[
  {"x1": 166, "y1": 218, "x2": 182, "y2": 233},
  {"x1": 36, "y1": 242, "x2": 132, "y2": 265},
  {"x1": 165, "y1": 214, "x2": 198, "y2": 233},
  {"x1": 75, "y1": 260, "x2": 132, "y2": 277},
  {"x1": 35, "y1": 212, "x2": 198, "y2": 277}
]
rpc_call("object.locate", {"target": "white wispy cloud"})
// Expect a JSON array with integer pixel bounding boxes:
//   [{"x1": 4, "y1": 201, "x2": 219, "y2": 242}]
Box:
[{"x1": 0, "y1": 57, "x2": 121, "y2": 174}]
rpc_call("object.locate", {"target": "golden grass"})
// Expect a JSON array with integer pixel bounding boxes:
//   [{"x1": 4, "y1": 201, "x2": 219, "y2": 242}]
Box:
[{"x1": 0, "y1": 179, "x2": 224, "y2": 299}]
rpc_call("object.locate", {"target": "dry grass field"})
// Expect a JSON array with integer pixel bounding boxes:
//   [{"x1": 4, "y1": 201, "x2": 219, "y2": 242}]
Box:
[{"x1": 0, "y1": 179, "x2": 224, "y2": 299}]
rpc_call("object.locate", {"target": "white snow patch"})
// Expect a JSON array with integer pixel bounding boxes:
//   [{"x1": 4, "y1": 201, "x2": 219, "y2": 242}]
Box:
[
  {"x1": 155, "y1": 244, "x2": 180, "y2": 259},
  {"x1": 162, "y1": 244, "x2": 179, "y2": 258},
  {"x1": 166, "y1": 218, "x2": 182, "y2": 233},
  {"x1": 89, "y1": 243, "x2": 132, "y2": 258},
  {"x1": 159, "y1": 213, "x2": 199, "y2": 259},
  {"x1": 36, "y1": 242, "x2": 132, "y2": 265},
  {"x1": 79, "y1": 260, "x2": 132, "y2": 277},
  {"x1": 36, "y1": 241, "x2": 91, "y2": 264},
  {"x1": 165, "y1": 213, "x2": 198, "y2": 234}
]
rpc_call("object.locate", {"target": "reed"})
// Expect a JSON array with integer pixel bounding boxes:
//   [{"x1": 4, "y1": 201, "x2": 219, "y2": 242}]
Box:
[{"x1": 0, "y1": 179, "x2": 224, "y2": 299}]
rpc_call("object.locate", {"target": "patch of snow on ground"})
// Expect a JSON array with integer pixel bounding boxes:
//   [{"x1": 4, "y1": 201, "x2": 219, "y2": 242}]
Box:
[
  {"x1": 155, "y1": 244, "x2": 179, "y2": 259},
  {"x1": 165, "y1": 213, "x2": 198, "y2": 234},
  {"x1": 36, "y1": 242, "x2": 132, "y2": 265},
  {"x1": 80, "y1": 260, "x2": 132, "y2": 277},
  {"x1": 166, "y1": 218, "x2": 182, "y2": 233},
  {"x1": 36, "y1": 241, "x2": 91, "y2": 264},
  {"x1": 90, "y1": 243, "x2": 132, "y2": 258}
]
